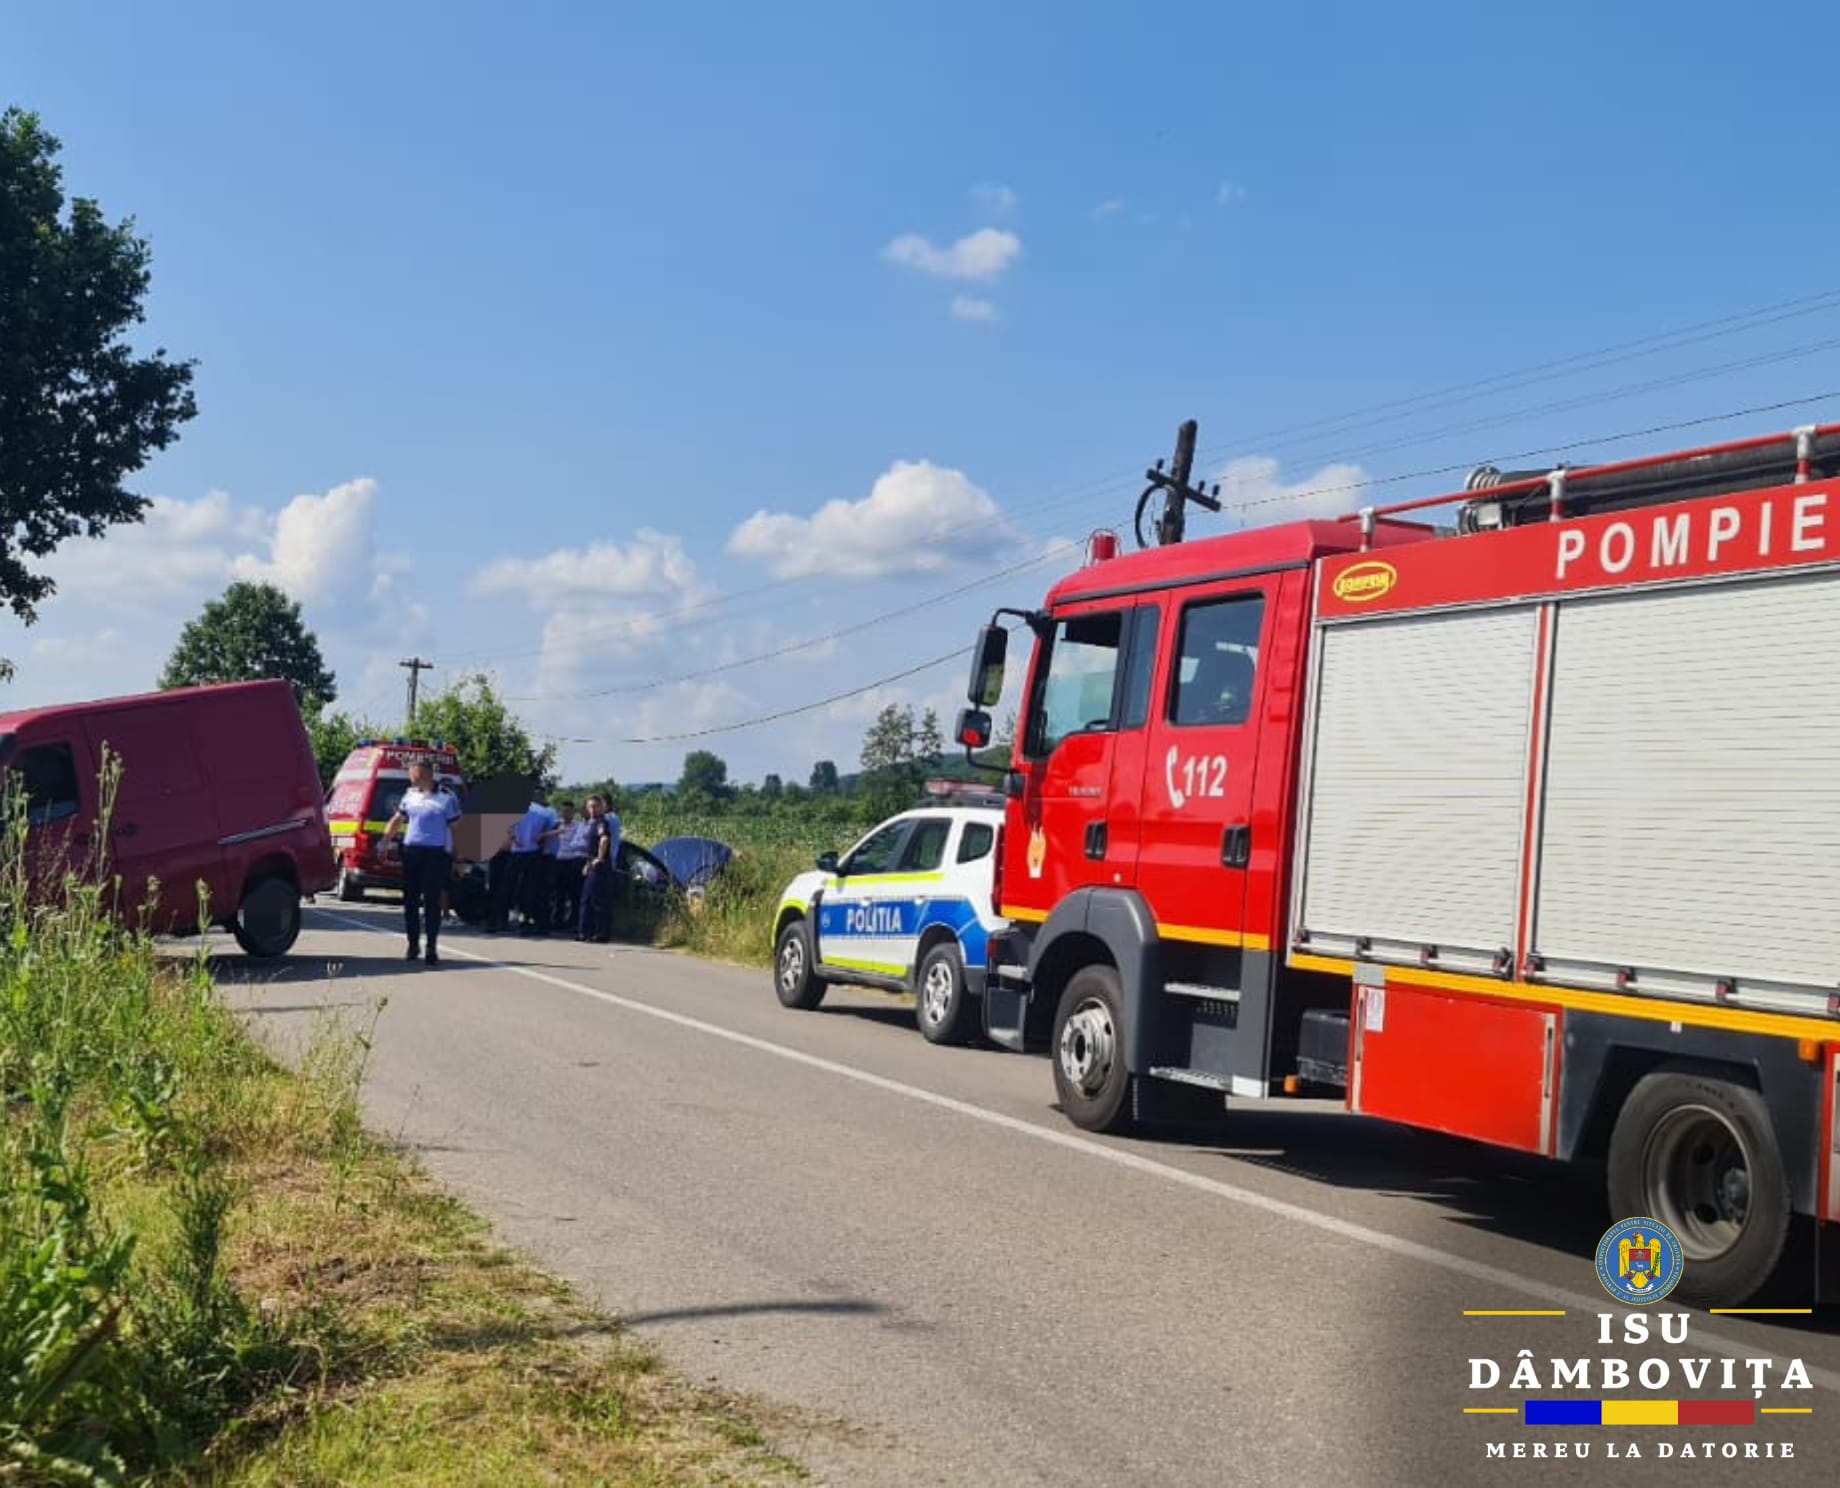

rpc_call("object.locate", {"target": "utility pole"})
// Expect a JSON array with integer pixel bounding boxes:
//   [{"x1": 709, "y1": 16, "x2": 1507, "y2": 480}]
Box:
[
  {"x1": 399, "y1": 656, "x2": 434, "y2": 732},
  {"x1": 1138, "y1": 418, "x2": 1223, "y2": 547}
]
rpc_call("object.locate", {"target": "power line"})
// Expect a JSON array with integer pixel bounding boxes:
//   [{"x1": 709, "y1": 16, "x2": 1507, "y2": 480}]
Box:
[
  {"x1": 546, "y1": 645, "x2": 975, "y2": 746},
  {"x1": 444, "y1": 285, "x2": 1840, "y2": 673},
  {"x1": 515, "y1": 339, "x2": 1840, "y2": 702},
  {"x1": 1254, "y1": 333, "x2": 1840, "y2": 475},
  {"x1": 1226, "y1": 389, "x2": 1840, "y2": 516},
  {"x1": 1188, "y1": 285, "x2": 1840, "y2": 469},
  {"x1": 538, "y1": 389, "x2": 1838, "y2": 750},
  {"x1": 500, "y1": 546, "x2": 1071, "y2": 703}
]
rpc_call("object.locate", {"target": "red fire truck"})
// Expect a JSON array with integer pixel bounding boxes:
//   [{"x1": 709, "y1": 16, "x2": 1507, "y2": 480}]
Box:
[{"x1": 955, "y1": 419, "x2": 1840, "y2": 1305}]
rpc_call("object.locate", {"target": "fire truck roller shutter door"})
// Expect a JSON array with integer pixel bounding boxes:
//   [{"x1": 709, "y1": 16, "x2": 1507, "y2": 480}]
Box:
[
  {"x1": 1296, "y1": 606, "x2": 1540, "y2": 973},
  {"x1": 1533, "y1": 570, "x2": 1840, "y2": 1011}
]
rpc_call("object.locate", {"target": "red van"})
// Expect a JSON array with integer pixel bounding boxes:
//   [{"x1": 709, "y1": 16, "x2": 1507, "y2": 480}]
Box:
[{"x1": 0, "y1": 679, "x2": 336, "y2": 957}]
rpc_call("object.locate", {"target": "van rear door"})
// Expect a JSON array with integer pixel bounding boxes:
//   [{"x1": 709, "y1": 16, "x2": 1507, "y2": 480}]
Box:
[{"x1": 82, "y1": 704, "x2": 227, "y2": 932}]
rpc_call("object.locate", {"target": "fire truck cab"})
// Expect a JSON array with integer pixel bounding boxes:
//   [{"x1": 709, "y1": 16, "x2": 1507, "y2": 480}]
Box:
[
  {"x1": 960, "y1": 421, "x2": 1840, "y2": 1305},
  {"x1": 324, "y1": 738, "x2": 464, "y2": 900}
]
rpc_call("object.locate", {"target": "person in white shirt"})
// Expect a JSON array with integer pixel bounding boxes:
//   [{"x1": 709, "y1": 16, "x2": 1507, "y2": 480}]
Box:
[
  {"x1": 384, "y1": 760, "x2": 462, "y2": 965},
  {"x1": 551, "y1": 799, "x2": 592, "y2": 930},
  {"x1": 506, "y1": 790, "x2": 561, "y2": 937}
]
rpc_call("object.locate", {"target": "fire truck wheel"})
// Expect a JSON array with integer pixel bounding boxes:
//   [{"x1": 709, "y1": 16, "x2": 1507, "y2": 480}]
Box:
[
  {"x1": 915, "y1": 940, "x2": 974, "y2": 1045},
  {"x1": 774, "y1": 918, "x2": 827, "y2": 1010},
  {"x1": 1052, "y1": 964, "x2": 1134, "y2": 1134},
  {"x1": 336, "y1": 868, "x2": 365, "y2": 903},
  {"x1": 1607, "y1": 1066, "x2": 1791, "y2": 1307},
  {"x1": 232, "y1": 877, "x2": 303, "y2": 959}
]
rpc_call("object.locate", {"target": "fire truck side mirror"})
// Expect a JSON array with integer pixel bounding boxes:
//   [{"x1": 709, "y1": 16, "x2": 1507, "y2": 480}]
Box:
[
  {"x1": 968, "y1": 625, "x2": 1007, "y2": 708},
  {"x1": 955, "y1": 708, "x2": 992, "y2": 751}
]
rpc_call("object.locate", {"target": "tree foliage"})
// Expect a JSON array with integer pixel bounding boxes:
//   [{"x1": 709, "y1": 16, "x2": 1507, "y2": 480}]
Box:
[
  {"x1": 677, "y1": 749, "x2": 730, "y2": 801},
  {"x1": 808, "y1": 760, "x2": 840, "y2": 794},
  {"x1": 858, "y1": 703, "x2": 943, "y2": 818},
  {"x1": 412, "y1": 672, "x2": 559, "y2": 792},
  {"x1": 159, "y1": 581, "x2": 337, "y2": 710},
  {"x1": 305, "y1": 708, "x2": 384, "y2": 790},
  {"x1": 0, "y1": 107, "x2": 198, "y2": 677}
]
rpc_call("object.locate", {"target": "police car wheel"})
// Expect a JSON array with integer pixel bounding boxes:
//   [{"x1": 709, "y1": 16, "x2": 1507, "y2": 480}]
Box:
[
  {"x1": 774, "y1": 919, "x2": 826, "y2": 1010},
  {"x1": 915, "y1": 941, "x2": 974, "y2": 1046},
  {"x1": 232, "y1": 877, "x2": 303, "y2": 959},
  {"x1": 1607, "y1": 1066, "x2": 1790, "y2": 1308},
  {"x1": 1051, "y1": 964, "x2": 1134, "y2": 1134}
]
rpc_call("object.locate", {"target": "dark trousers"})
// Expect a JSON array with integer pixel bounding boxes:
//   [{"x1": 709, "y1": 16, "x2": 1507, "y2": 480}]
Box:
[
  {"x1": 554, "y1": 858, "x2": 586, "y2": 928},
  {"x1": 401, "y1": 846, "x2": 452, "y2": 951},
  {"x1": 487, "y1": 851, "x2": 513, "y2": 930},
  {"x1": 519, "y1": 853, "x2": 555, "y2": 932},
  {"x1": 579, "y1": 862, "x2": 613, "y2": 942}
]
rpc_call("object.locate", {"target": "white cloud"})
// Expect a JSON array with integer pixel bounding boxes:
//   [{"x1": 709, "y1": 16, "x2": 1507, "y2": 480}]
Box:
[
  {"x1": 971, "y1": 182, "x2": 1017, "y2": 213},
  {"x1": 883, "y1": 227, "x2": 1021, "y2": 282},
  {"x1": 1217, "y1": 456, "x2": 1372, "y2": 524},
  {"x1": 951, "y1": 296, "x2": 999, "y2": 323},
  {"x1": 232, "y1": 477, "x2": 378, "y2": 606},
  {"x1": 1217, "y1": 181, "x2": 1247, "y2": 206},
  {"x1": 45, "y1": 478, "x2": 394, "y2": 618},
  {"x1": 1092, "y1": 199, "x2": 1126, "y2": 218},
  {"x1": 467, "y1": 530, "x2": 699, "y2": 609},
  {"x1": 727, "y1": 459, "x2": 1021, "y2": 580},
  {"x1": 11, "y1": 476, "x2": 417, "y2": 728}
]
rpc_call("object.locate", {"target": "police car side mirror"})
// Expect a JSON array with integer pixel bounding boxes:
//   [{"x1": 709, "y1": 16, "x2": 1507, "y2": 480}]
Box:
[{"x1": 816, "y1": 850, "x2": 840, "y2": 874}]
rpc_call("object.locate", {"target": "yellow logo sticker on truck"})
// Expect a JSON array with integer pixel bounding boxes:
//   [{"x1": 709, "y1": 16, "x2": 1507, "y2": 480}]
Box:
[{"x1": 1331, "y1": 560, "x2": 1397, "y2": 603}]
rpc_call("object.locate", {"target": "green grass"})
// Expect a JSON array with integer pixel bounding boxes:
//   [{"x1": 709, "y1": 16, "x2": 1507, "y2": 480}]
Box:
[{"x1": 0, "y1": 775, "x2": 806, "y2": 1486}]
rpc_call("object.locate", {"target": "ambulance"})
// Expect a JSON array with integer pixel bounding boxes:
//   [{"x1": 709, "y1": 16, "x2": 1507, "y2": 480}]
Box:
[{"x1": 323, "y1": 738, "x2": 464, "y2": 900}]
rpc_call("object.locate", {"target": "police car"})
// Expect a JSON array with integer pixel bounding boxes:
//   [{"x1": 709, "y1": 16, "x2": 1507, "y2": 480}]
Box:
[{"x1": 772, "y1": 803, "x2": 1005, "y2": 1045}]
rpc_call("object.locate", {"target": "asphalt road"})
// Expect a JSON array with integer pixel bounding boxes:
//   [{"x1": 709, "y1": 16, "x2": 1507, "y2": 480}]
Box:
[{"x1": 218, "y1": 903, "x2": 1840, "y2": 1486}]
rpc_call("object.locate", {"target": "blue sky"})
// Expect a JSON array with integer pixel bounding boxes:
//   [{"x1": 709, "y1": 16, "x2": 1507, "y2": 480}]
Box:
[{"x1": 6, "y1": 1, "x2": 1840, "y2": 786}]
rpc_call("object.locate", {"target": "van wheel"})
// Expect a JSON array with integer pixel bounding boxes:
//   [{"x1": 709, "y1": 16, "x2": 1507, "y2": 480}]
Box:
[
  {"x1": 775, "y1": 919, "x2": 826, "y2": 1010},
  {"x1": 336, "y1": 868, "x2": 364, "y2": 903},
  {"x1": 1051, "y1": 964, "x2": 1135, "y2": 1134},
  {"x1": 1607, "y1": 1066, "x2": 1791, "y2": 1307},
  {"x1": 915, "y1": 940, "x2": 975, "y2": 1045},
  {"x1": 233, "y1": 877, "x2": 302, "y2": 959}
]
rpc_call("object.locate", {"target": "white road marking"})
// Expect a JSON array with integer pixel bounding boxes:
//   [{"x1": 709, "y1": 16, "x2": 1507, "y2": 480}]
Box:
[{"x1": 313, "y1": 909, "x2": 1840, "y2": 1391}]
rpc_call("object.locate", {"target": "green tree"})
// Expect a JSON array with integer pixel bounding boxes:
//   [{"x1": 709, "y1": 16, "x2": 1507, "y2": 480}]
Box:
[
  {"x1": 160, "y1": 581, "x2": 337, "y2": 711},
  {"x1": 809, "y1": 759, "x2": 840, "y2": 794},
  {"x1": 678, "y1": 749, "x2": 730, "y2": 800},
  {"x1": 859, "y1": 703, "x2": 916, "y2": 773},
  {"x1": 0, "y1": 108, "x2": 198, "y2": 679},
  {"x1": 305, "y1": 708, "x2": 384, "y2": 790},
  {"x1": 760, "y1": 772, "x2": 784, "y2": 799},
  {"x1": 860, "y1": 703, "x2": 924, "y2": 817},
  {"x1": 413, "y1": 671, "x2": 559, "y2": 791},
  {"x1": 917, "y1": 707, "x2": 943, "y2": 766}
]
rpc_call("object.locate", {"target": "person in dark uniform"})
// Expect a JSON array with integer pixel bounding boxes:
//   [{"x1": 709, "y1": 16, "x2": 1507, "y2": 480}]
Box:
[{"x1": 577, "y1": 795, "x2": 615, "y2": 943}]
